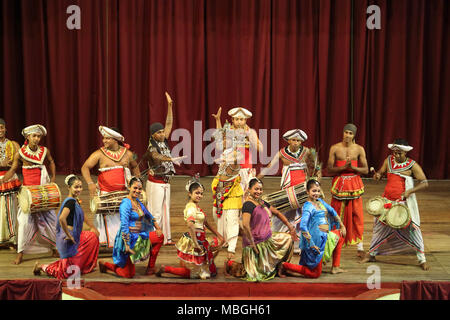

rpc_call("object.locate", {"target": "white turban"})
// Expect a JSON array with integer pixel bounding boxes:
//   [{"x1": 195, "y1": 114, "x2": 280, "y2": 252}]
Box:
[
  {"x1": 21, "y1": 124, "x2": 47, "y2": 138},
  {"x1": 283, "y1": 129, "x2": 308, "y2": 142},
  {"x1": 99, "y1": 126, "x2": 124, "y2": 142},
  {"x1": 228, "y1": 107, "x2": 252, "y2": 119},
  {"x1": 388, "y1": 143, "x2": 413, "y2": 152}
]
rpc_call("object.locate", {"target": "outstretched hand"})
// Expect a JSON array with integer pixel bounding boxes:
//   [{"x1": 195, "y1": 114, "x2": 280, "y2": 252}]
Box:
[
  {"x1": 172, "y1": 155, "x2": 187, "y2": 166},
  {"x1": 212, "y1": 107, "x2": 222, "y2": 120},
  {"x1": 165, "y1": 92, "x2": 173, "y2": 105}
]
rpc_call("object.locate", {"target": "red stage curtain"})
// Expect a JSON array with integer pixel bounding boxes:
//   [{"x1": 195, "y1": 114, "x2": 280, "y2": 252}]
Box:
[
  {"x1": 0, "y1": 0, "x2": 448, "y2": 178},
  {"x1": 353, "y1": 0, "x2": 449, "y2": 177},
  {"x1": 401, "y1": 281, "x2": 450, "y2": 300},
  {"x1": 0, "y1": 280, "x2": 62, "y2": 300}
]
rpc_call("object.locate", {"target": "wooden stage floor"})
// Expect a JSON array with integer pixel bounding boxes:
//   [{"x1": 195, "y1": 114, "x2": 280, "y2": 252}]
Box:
[{"x1": 1, "y1": 176, "x2": 449, "y2": 286}]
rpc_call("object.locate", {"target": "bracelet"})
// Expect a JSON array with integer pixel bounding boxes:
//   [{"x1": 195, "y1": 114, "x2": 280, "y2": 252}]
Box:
[{"x1": 88, "y1": 182, "x2": 95, "y2": 185}]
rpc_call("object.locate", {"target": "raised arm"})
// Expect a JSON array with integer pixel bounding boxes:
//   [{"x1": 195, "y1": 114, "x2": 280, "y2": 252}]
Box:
[
  {"x1": 164, "y1": 92, "x2": 173, "y2": 139},
  {"x1": 212, "y1": 107, "x2": 222, "y2": 129}
]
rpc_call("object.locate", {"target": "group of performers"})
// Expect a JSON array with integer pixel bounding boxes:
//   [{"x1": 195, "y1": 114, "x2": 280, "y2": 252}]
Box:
[{"x1": 0, "y1": 98, "x2": 431, "y2": 282}]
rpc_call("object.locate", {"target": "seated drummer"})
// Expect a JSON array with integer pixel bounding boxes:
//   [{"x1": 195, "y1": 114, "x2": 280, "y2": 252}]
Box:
[
  {"x1": 360, "y1": 139, "x2": 430, "y2": 270},
  {"x1": 0, "y1": 124, "x2": 58, "y2": 265}
]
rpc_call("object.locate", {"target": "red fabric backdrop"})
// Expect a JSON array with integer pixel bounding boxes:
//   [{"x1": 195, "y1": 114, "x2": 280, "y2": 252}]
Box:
[{"x1": 0, "y1": 0, "x2": 448, "y2": 178}]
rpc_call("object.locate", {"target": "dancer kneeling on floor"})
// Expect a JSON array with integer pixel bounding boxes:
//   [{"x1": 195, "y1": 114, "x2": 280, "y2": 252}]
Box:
[
  {"x1": 278, "y1": 179, "x2": 346, "y2": 278},
  {"x1": 33, "y1": 175, "x2": 100, "y2": 279},
  {"x1": 156, "y1": 175, "x2": 224, "y2": 279},
  {"x1": 98, "y1": 177, "x2": 164, "y2": 278},
  {"x1": 225, "y1": 177, "x2": 297, "y2": 282}
]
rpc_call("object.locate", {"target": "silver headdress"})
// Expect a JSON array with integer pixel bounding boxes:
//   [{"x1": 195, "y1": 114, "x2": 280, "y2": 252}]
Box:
[{"x1": 186, "y1": 173, "x2": 202, "y2": 192}]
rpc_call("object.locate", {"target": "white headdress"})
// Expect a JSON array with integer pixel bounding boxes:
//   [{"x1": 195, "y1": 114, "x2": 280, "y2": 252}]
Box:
[
  {"x1": 228, "y1": 107, "x2": 252, "y2": 119},
  {"x1": 21, "y1": 124, "x2": 47, "y2": 138},
  {"x1": 388, "y1": 141, "x2": 413, "y2": 152},
  {"x1": 283, "y1": 129, "x2": 308, "y2": 142},
  {"x1": 99, "y1": 126, "x2": 125, "y2": 142},
  {"x1": 64, "y1": 174, "x2": 78, "y2": 186}
]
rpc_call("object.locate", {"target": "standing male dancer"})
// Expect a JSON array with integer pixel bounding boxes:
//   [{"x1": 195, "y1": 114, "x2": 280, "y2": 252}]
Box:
[
  {"x1": 81, "y1": 126, "x2": 140, "y2": 248},
  {"x1": 360, "y1": 139, "x2": 430, "y2": 270},
  {"x1": 0, "y1": 118, "x2": 21, "y2": 249},
  {"x1": 1, "y1": 124, "x2": 58, "y2": 264},
  {"x1": 142, "y1": 92, "x2": 184, "y2": 245},
  {"x1": 212, "y1": 106, "x2": 263, "y2": 192},
  {"x1": 327, "y1": 124, "x2": 368, "y2": 258}
]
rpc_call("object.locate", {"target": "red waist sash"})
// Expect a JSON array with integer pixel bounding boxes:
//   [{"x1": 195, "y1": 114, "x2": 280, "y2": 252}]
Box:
[
  {"x1": 22, "y1": 167, "x2": 42, "y2": 186},
  {"x1": 331, "y1": 160, "x2": 364, "y2": 199},
  {"x1": 97, "y1": 167, "x2": 126, "y2": 192},
  {"x1": 0, "y1": 170, "x2": 21, "y2": 192},
  {"x1": 383, "y1": 173, "x2": 405, "y2": 201}
]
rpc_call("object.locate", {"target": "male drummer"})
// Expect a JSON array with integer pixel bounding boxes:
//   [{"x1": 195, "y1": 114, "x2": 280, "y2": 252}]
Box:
[
  {"x1": 81, "y1": 126, "x2": 140, "y2": 248},
  {"x1": 327, "y1": 123, "x2": 368, "y2": 258},
  {"x1": 257, "y1": 129, "x2": 320, "y2": 250},
  {"x1": 212, "y1": 106, "x2": 263, "y2": 192},
  {"x1": 360, "y1": 139, "x2": 430, "y2": 270},
  {"x1": 0, "y1": 118, "x2": 21, "y2": 249},
  {"x1": 0, "y1": 124, "x2": 58, "y2": 265},
  {"x1": 142, "y1": 92, "x2": 184, "y2": 245}
]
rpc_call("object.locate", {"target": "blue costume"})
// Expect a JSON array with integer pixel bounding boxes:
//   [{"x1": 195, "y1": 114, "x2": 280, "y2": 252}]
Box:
[
  {"x1": 299, "y1": 199, "x2": 340, "y2": 269},
  {"x1": 56, "y1": 197, "x2": 84, "y2": 259},
  {"x1": 112, "y1": 198, "x2": 155, "y2": 268}
]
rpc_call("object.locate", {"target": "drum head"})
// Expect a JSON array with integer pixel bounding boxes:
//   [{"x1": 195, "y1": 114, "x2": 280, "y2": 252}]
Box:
[
  {"x1": 385, "y1": 204, "x2": 411, "y2": 229},
  {"x1": 366, "y1": 197, "x2": 386, "y2": 216},
  {"x1": 17, "y1": 186, "x2": 31, "y2": 214},
  {"x1": 90, "y1": 196, "x2": 100, "y2": 214}
]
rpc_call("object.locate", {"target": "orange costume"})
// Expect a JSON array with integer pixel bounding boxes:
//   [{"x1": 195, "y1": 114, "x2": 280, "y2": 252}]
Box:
[{"x1": 330, "y1": 160, "x2": 364, "y2": 246}]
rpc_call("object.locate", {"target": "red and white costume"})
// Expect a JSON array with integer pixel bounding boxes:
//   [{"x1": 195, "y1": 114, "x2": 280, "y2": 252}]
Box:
[
  {"x1": 16, "y1": 125, "x2": 57, "y2": 255},
  {"x1": 96, "y1": 146, "x2": 131, "y2": 248},
  {"x1": 0, "y1": 139, "x2": 21, "y2": 245},
  {"x1": 368, "y1": 155, "x2": 426, "y2": 263}
]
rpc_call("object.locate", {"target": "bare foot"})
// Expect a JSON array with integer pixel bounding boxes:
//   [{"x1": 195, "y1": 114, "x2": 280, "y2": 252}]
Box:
[
  {"x1": 33, "y1": 261, "x2": 42, "y2": 276},
  {"x1": 12, "y1": 252, "x2": 23, "y2": 265},
  {"x1": 359, "y1": 253, "x2": 376, "y2": 264},
  {"x1": 52, "y1": 249, "x2": 59, "y2": 258},
  {"x1": 420, "y1": 262, "x2": 430, "y2": 271},
  {"x1": 145, "y1": 267, "x2": 155, "y2": 275},
  {"x1": 98, "y1": 260, "x2": 107, "y2": 273},
  {"x1": 277, "y1": 264, "x2": 287, "y2": 278},
  {"x1": 165, "y1": 240, "x2": 175, "y2": 246},
  {"x1": 155, "y1": 265, "x2": 165, "y2": 277},
  {"x1": 357, "y1": 250, "x2": 365, "y2": 259},
  {"x1": 223, "y1": 261, "x2": 231, "y2": 276},
  {"x1": 331, "y1": 266, "x2": 347, "y2": 274},
  {"x1": 227, "y1": 252, "x2": 235, "y2": 260}
]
